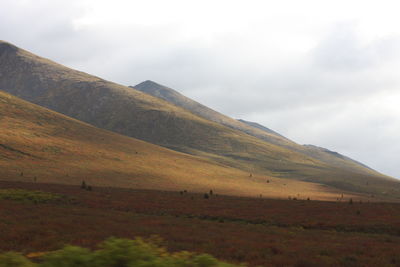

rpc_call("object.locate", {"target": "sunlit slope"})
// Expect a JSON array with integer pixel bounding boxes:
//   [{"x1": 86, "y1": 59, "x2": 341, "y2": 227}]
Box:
[
  {"x1": 132, "y1": 81, "x2": 384, "y2": 178},
  {"x1": 0, "y1": 91, "x2": 359, "y2": 200}
]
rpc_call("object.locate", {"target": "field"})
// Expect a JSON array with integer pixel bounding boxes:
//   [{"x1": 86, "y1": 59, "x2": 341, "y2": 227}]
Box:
[{"x1": 1, "y1": 181, "x2": 399, "y2": 266}]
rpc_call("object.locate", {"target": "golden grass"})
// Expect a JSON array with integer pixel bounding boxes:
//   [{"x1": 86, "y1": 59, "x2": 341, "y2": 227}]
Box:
[{"x1": 0, "y1": 90, "x2": 371, "y2": 201}]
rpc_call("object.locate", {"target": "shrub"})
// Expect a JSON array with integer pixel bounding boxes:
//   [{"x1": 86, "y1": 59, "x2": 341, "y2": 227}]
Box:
[
  {"x1": 93, "y1": 237, "x2": 161, "y2": 266},
  {"x1": 193, "y1": 254, "x2": 219, "y2": 267},
  {"x1": 40, "y1": 246, "x2": 93, "y2": 267},
  {"x1": 0, "y1": 252, "x2": 35, "y2": 267}
]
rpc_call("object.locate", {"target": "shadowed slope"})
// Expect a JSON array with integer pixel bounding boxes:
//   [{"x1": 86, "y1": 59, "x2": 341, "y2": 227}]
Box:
[
  {"x1": 132, "y1": 80, "x2": 391, "y2": 180},
  {"x1": 239, "y1": 119, "x2": 378, "y2": 173},
  {"x1": 237, "y1": 119, "x2": 291, "y2": 140},
  {"x1": 132, "y1": 80, "x2": 294, "y2": 147}
]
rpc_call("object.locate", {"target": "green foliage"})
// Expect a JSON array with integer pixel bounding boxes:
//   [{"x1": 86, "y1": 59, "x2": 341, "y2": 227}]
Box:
[
  {"x1": 192, "y1": 254, "x2": 219, "y2": 267},
  {"x1": 40, "y1": 246, "x2": 93, "y2": 267},
  {"x1": 0, "y1": 252, "x2": 35, "y2": 267},
  {"x1": 0, "y1": 238, "x2": 240, "y2": 267},
  {"x1": 94, "y1": 237, "x2": 161, "y2": 267},
  {"x1": 0, "y1": 189, "x2": 63, "y2": 204}
]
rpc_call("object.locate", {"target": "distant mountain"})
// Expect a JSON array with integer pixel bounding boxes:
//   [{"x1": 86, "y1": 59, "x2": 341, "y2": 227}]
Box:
[
  {"x1": 131, "y1": 81, "x2": 381, "y2": 177},
  {"x1": 132, "y1": 80, "x2": 295, "y2": 147},
  {"x1": 303, "y1": 144, "x2": 374, "y2": 171},
  {"x1": 131, "y1": 80, "x2": 400, "y2": 196},
  {"x1": 1, "y1": 40, "x2": 399, "y2": 198}
]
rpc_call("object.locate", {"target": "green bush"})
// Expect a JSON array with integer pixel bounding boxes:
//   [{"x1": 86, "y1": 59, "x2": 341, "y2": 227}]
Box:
[
  {"x1": 40, "y1": 246, "x2": 93, "y2": 267},
  {"x1": 94, "y1": 237, "x2": 161, "y2": 267},
  {"x1": 0, "y1": 252, "x2": 36, "y2": 267},
  {"x1": 0, "y1": 238, "x2": 241, "y2": 267}
]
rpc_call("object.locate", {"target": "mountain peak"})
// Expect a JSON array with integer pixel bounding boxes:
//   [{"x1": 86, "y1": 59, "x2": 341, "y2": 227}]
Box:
[
  {"x1": 141, "y1": 80, "x2": 160, "y2": 85},
  {"x1": 132, "y1": 80, "x2": 168, "y2": 91},
  {"x1": 0, "y1": 40, "x2": 18, "y2": 56},
  {"x1": 131, "y1": 80, "x2": 181, "y2": 100}
]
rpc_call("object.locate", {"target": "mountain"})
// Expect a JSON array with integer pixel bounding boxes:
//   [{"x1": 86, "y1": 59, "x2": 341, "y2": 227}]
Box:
[
  {"x1": 131, "y1": 80, "x2": 400, "y2": 196},
  {"x1": 0, "y1": 40, "x2": 322, "y2": 174},
  {"x1": 1, "y1": 40, "x2": 399, "y2": 198},
  {"x1": 132, "y1": 80, "x2": 295, "y2": 147},
  {"x1": 238, "y1": 118, "x2": 375, "y2": 173},
  {"x1": 0, "y1": 90, "x2": 361, "y2": 200},
  {"x1": 131, "y1": 81, "x2": 381, "y2": 175}
]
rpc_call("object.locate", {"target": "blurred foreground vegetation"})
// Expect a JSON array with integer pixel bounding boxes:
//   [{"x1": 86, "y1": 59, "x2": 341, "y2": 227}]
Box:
[{"x1": 0, "y1": 237, "x2": 240, "y2": 267}]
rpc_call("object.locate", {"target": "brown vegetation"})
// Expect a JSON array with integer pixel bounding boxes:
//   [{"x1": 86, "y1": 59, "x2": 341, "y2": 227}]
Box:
[{"x1": 0, "y1": 181, "x2": 399, "y2": 266}]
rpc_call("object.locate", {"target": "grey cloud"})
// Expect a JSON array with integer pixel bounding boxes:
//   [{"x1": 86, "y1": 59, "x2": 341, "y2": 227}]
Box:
[{"x1": 312, "y1": 23, "x2": 400, "y2": 71}]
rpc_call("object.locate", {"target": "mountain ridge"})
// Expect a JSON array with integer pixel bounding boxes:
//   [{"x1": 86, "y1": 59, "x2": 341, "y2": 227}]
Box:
[
  {"x1": 1, "y1": 40, "x2": 399, "y2": 198},
  {"x1": 131, "y1": 80, "x2": 384, "y2": 177}
]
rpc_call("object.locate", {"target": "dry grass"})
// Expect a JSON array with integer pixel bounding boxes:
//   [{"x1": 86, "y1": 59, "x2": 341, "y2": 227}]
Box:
[{"x1": 0, "y1": 90, "x2": 373, "y2": 201}]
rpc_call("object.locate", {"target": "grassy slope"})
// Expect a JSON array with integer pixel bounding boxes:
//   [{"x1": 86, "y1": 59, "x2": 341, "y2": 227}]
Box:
[
  {"x1": 0, "y1": 40, "x2": 399, "y2": 198},
  {"x1": 0, "y1": 90, "x2": 356, "y2": 200}
]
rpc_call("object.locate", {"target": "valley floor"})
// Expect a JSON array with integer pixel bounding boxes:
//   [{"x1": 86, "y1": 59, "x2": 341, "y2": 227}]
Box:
[{"x1": 0, "y1": 181, "x2": 400, "y2": 266}]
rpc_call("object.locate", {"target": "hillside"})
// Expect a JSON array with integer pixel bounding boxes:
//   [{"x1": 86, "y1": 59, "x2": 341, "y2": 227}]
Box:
[
  {"x1": 238, "y1": 119, "x2": 289, "y2": 140},
  {"x1": 1, "y1": 90, "x2": 351, "y2": 199},
  {"x1": 132, "y1": 81, "x2": 381, "y2": 177},
  {"x1": 132, "y1": 80, "x2": 294, "y2": 147},
  {"x1": 0, "y1": 40, "x2": 399, "y2": 198},
  {"x1": 132, "y1": 80, "x2": 400, "y2": 196}
]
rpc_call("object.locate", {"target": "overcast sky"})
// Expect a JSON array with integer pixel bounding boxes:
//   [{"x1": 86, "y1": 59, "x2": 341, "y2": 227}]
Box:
[{"x1": 1, "y1": 0, "x2": 400, "y2": 178}]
